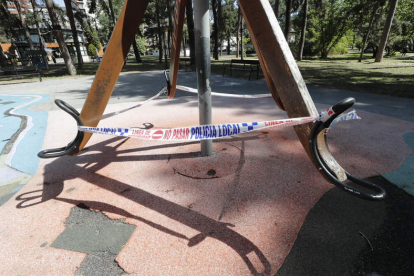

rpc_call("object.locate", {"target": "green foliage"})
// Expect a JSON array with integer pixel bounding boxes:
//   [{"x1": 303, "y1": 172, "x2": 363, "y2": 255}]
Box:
[
  {"x1": 24, "y1": 10, "x2": 42, "y2": 26},
  {"x1": 329, "y1": 36, "x2": 350, "y2": 55},
  {"x1": 220, "y1": 0, "x2": 237, "y2": 42},
  {"x1": 135, "y1": 36, "x2": 146, "y2": 54},
  {"x1": 243, "y1": 37, "x2": 251, "y2": 56},
  {"x1": 91, "y1": 0, "x2": 125, "y2": 45},
  {"x1": 87, "y1": 43, "x2": 97, "y2": 56},
  {"x1": 0, "y1": 0, "x2": 21, "y2": 42},
  {"x1": 74, "y1": 11, "x2": 101, "y2": 50}
]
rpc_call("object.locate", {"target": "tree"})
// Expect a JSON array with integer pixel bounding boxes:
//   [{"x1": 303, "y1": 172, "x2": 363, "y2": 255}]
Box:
[
  {"x1": 88, "y1": 0, "x2": 114, "y2": 45},
  {"x1": 1, "y1": 0, "x2": 20, "y2": 40},
  {"x1": 274, "y1": 0, "x2": 280, "y2": 18},
  {"x1": 13, "y1": 0, "x2": 34, "y2": 50},
  {"x1": 185, "y1": 0, "x2": 195, "y2": 65},
  {"x1": 284, "y1": 0, "x2": 292, "y2": 40},
  {"x1": 28, "y1": 0, "x2": 45, "y2": 50},
  {"x1": 74, "y1": 8, "x2": 100, "y2": 52},
  {"x1": 396, "y1": 0, "x2": 414, "y2": 51},
  {"x1": 306, "y1": 0, "x2": 365, "y2": 58},
  {"x1": 375, "y1": 0, "x2": 399, "y2": 62},
  {"x1": 358, "y1": 1, "x2": 384, "y2": 62},
  {"x1": 64, "y1": 0, "x2": 83, "y2": 68},
  {"x1": 212, "y1": 0, "x2": 220, "y2": 60},
  {"x1": 166, "y1": 0, "x2": 172, "y2": 57},
  {"x1": 131, "y1": 36, "x2": 142, "y2": 62},
  {"x1": 44, "y1": 0, "x2": 76, "y2": 75},
  {"x1": 297, "y1": 0, "x2": 308, "y2": 61},
  {"x1": 236, "y1": 5, "x2": 242, "y2": 58},
  {"x1": 154, "y1": 0, "x2": 166, "y2": 63},
  {"x1": 221, "y1": 0, "x2": 237, "y2": 55}
]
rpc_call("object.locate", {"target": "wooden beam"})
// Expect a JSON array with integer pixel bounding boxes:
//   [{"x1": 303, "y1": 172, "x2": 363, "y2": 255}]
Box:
[
  {"x1": 168, "y1": 0, "x2": 187, "y2": 99},
  {"x1": 74, "y1": 0, "x2": 149, "y2": 153},
  {"x1": 243, "y1": 13, "x2": 285, "y2": 111},
  {"x1": 239, "y1": 0, "x2": 317, "y2": 155}
]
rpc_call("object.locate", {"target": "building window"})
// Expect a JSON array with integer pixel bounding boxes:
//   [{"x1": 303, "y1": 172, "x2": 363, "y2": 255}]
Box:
[
  {"x1": 80, "y1": 45, "x2": 87, "y2": 56},
  {"x1": 8, "y1": 6, "x2": 16, "y2": 10}
]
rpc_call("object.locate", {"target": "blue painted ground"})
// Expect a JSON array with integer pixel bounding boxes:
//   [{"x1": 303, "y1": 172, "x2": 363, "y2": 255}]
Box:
[
  {"x1": 383, "y1": 132, "x2": 414, "y2": 196},
  {"x1": 0, "y1": 94, "x2": 49, "y2": 175}
]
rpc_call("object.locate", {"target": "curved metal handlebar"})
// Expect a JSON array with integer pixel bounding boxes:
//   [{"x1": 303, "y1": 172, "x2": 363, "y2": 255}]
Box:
[
  {"x1": 37, "y1": 99, "x2": 84, "y2": 159},
  {"x1": 309, "y1": 97, "x2": 387, "y2": 200},
  {"x1": 164, "y1": 70, "x2": 171, "y2": 97}
]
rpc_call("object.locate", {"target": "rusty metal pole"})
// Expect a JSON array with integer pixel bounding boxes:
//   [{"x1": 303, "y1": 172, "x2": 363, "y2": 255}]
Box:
[{"x1": 194, "y1": 0, "x2": 213, "y2": 156}]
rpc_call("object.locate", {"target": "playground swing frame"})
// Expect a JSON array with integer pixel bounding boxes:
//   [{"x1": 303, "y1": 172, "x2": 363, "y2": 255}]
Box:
[{"x1": 38, "y1": 0, "x2": 386, "y2": 200}]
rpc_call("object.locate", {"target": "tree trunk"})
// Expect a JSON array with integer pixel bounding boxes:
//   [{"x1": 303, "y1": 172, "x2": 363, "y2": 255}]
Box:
[
  {"x1": 185, "y1": 0, "x2": 196, "y2": 65},
  {"x1": 30, "y1": 0, "x2": 49, "y2": 69},
  {"x1": 30, "y1": 0, "x2": 43, "y2": 50},
  {"x1": 0, "y1": 46, "x2": 8, "y2": 67},
  {"x1": 155, "y1": 0, "x2": 163, "y2": 63},
  {"x1": 108, "y1": 0, "x2": 116, "y2": 25},
  {"x1": 274, "y1": 0, "x2": 280, "y2": 18},
  {"x1": 64, "y1": 0, "x2": 83, "y2": 69},
  {"x1": 218, "y1": 0, "x2": 222, "y2": 57},
  {"x1": 45, "y1": 0, "x2": 76, "y2": 75},
  {"x1": 284, "y1": 0, "x2": 292, "y2": 41},
  {"x1": 236, "y1": 7, "x2": 241, "y2": 58},
  {"x1": 167, "y1": 0, "x2": 173, "y2": 58},
  {"x1": 358, "y1": 5, "x2": 378, "y2": 62},
  {"x1": 13, "y1": 0, "x2": 34, "y2": 50},
  {"x1": 132, "y1": 37, "x2": 142, "y2": 62},
  {"x1": 240, "y1": 16, "x2": 244, "y2": 60},
  {"x1": 375, "y1": 0, "x2": 398, "y2": 62},
  {"x1": 182, "y1": 32, "x2": 186, "y2": 57},
  {"x1": 227, "y1": 35, "x2": 230, "y2": 55},
  {"x1": 297, "y1": 0, "x2": 308, "y2": 61},
  {"x1": 212, "y1": 0, "x2": 219, "y2": 60}
]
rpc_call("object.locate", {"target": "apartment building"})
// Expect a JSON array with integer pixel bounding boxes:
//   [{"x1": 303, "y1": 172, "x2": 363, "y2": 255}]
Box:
[{"x1": 1, "y1": 0, "x2": 91, "y2": 63}]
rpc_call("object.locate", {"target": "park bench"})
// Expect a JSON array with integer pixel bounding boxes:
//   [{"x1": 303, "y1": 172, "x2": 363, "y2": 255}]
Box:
[
  {"x1": 222, "y1": 59, "x2": 261, "y2": 80},
  {"x1": 91, "y1": 56, "x2": 102, "y2": 62},
  {"x1": 0, "y1": 66, "x2": 42, "y2": 82},
  {"x1": 180, "y1": 57, "x2": 193, "y2": 71}
]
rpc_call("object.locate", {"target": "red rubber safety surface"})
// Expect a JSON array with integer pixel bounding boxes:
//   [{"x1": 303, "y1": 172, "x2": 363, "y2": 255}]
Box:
[{"x1": 0, "y1": 96, "x2": 412, "y2": 275}]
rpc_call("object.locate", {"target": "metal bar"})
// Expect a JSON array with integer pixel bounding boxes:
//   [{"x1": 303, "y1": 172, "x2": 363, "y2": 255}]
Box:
[
  {"x1": 74, "y1": 0, "x2": 149, "y2": 153},
  {"x1": 194, "y1": 0, "x2": 212, "y2": 156}
]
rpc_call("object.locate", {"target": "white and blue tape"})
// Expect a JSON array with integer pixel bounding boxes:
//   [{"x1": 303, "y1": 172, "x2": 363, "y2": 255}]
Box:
[{"x1": 86, "y1": 85, "x2": 360, "y2": 141}]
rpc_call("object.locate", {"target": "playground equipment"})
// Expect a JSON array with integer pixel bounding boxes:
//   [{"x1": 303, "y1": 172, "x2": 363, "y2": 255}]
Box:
[{"x1": 38, "y1": 0, "x2": 386, "y2": 200}]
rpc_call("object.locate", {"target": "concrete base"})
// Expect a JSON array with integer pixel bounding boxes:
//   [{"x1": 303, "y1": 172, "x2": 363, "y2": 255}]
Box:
[{"x1": 0, "y1": 88, "x2": 413, "y2": 275}]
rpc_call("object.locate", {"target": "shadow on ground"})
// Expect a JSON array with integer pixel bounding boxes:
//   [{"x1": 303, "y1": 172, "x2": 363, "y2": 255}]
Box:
[{"x1": 276, "y1": 176, "x2": 414, "y2": 276}]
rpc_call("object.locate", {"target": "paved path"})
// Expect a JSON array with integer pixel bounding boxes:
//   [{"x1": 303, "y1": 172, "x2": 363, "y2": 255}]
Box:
[{"x1": 0, "y1": 71, "x2": 413, "y2": 275}]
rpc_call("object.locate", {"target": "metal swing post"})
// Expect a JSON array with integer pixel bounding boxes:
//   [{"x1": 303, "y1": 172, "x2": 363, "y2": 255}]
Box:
[{"x1": 194, "y1": 0, "x2": 213, "y2": 156}]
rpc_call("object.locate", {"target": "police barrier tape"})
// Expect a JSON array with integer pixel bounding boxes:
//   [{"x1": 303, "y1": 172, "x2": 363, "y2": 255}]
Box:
[
  {"x1": 176, "y1": 85, "x2": 272, "y2": 98},
  {"x1": 79, "y1": 110, "x2": 360, "y2": 141},
  {"x1": 101, "y1": 88, "x2": 168, "y2": 120},
  {"x1": 100, "y1": 85, "x2": 272, "y2": 120}
]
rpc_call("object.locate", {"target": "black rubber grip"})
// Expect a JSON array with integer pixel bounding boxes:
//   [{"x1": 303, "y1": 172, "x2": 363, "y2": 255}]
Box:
[{"x1": 323, "y1": 97, "x2": 355, "y2": 128}]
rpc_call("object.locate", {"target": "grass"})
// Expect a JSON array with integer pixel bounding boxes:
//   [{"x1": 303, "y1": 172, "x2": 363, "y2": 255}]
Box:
[
  {"x1": 297, "y1": 50, "x2": 414, "y2": 98},
  {"x1": 1, "y1": 50, "x2": 413, "y2": 99}
]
